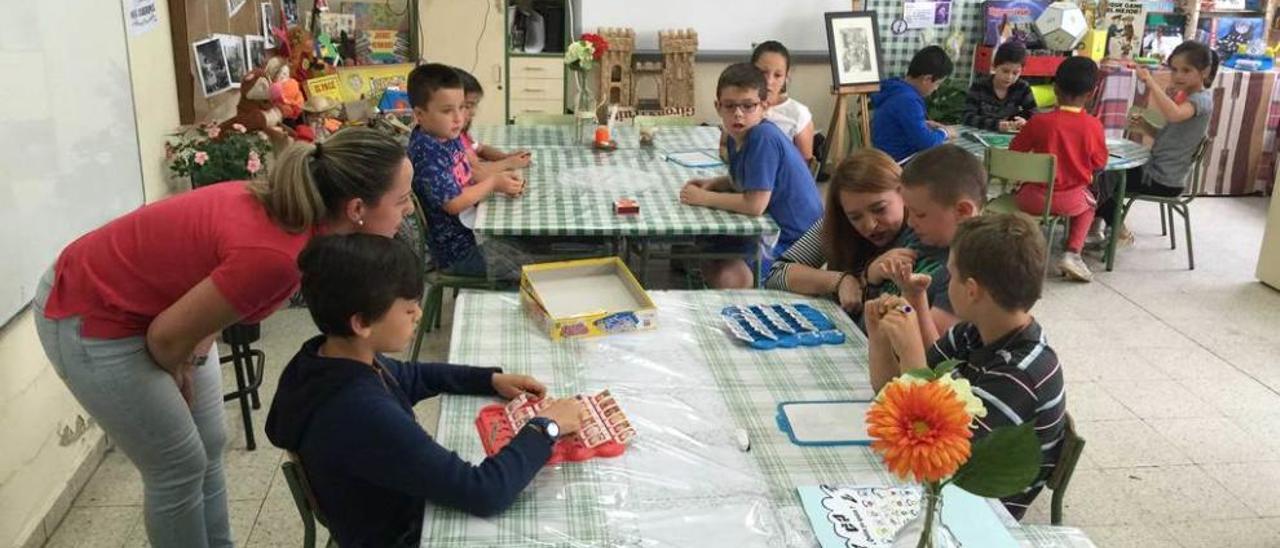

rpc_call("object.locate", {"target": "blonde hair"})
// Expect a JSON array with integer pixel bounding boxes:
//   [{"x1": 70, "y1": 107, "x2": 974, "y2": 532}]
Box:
[{"x1": 250, "y1": 127, "x2": 406, "y2": 233}]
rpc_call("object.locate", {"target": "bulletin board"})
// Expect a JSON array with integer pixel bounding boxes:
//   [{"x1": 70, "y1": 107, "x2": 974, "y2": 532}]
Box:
[
  {"x1": 168, "y1": 0, "x2": 284, "y2": 124},
  {"x1": 863, "y1": 0, "x2": 986, "y2": 78}
]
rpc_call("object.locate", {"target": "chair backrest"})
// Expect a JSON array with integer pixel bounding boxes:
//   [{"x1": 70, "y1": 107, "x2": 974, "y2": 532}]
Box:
[
  {"x1": 633, "y1": 114, "x2": 699, "y2": 128},
  {"x1": 282, "y1": 454, "x2": 331, "y2": 548},
  {"x1": 1185, "y1": 135, "x2": 1212, "y2": 197},
  {"x1": 985, "y1": 147, "x2": 1057, "y2": 224},
  {"x1": 396, "y1": 192, "x2": 433, "y2": 271},
  {"x1": 513, "y1": 113, "x2": 575, "y2": 126}
]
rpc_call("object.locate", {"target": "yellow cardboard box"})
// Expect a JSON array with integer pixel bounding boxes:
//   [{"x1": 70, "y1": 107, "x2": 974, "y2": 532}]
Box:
[
  {"x1": 333, "y1": 63, "x2": 413, "y2": 102},
  {"x1": 519, "y1": 257, "x2": 657, "y2": 341}
]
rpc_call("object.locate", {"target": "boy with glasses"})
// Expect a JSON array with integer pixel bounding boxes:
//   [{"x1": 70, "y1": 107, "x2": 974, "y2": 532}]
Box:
[{"x1": 679, "y1": 63, "x2": 823, "y2": 288}]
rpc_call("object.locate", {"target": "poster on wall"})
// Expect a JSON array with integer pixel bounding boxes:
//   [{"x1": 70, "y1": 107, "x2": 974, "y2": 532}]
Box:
[
  {"x1": 1103, "y1": 0, "x2": 1146, "y2": 59},
  {"x1": 1142, "y1": 13, "x2": 1186, "y2": 59},
  {"x1": 983, "y1": 0, "x2": 1050, "y2": 49},
  {"x1": 1199, "y1": 16, "x2": 1265, "y2": 59},
  {"x1": 127, "y1": 0, "x2": 159, "y2": 36}
]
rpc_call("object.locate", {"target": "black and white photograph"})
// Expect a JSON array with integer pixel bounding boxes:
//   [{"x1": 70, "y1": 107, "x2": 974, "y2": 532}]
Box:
[
  {"x1": 214, "y1": 34, "x2": 247, "y2": 87},
  {"x1": 261, "y1": 2, "x2": 279, "y2": 47},
  {"x1": 245, "y1": 34, "x2": 268, "y2": 72},
  {"x1": 192, "y1": 37, "x2": 233, "y2": 97},
  {"x1": 283, "y1": 0, "x2": 299, "y2": 25},
  {"x1": 824, "y1": 11, "x2": 884, "y2": 88},
  {"x1": 227, "y1": 0, "x2": 246, "y2": 16}
]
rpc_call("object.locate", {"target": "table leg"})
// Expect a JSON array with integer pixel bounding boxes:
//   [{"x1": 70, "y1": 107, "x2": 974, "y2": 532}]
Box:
[{"x1": 1104, "y1": 170, "x2": 1127, "y2": 272}]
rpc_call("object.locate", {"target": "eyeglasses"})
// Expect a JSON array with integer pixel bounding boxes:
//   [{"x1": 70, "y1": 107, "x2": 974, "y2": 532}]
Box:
[{"x1": 719, "y1": 102, "x2": 761, "y2": 114}]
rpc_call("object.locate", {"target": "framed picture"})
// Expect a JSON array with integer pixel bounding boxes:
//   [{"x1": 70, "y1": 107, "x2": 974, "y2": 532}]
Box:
[
  {"x1": 227, "y1": 0, "x2": 246, "y2": 16},
  {"x1": 245, "y1": 34, "x2": 268, "y2": 72},
  {"x1": 824, "y1": 11, "x2": 885, "y2": 89},
  {"x1": 260, "y1": 2, "x2": 279, "y2": 47},
  {"x1": 192, "y1": 37, "x2": 233, "y2": 97},
  {"x1": 213, "y1": 34, "x2": 246, "y2": 87}
]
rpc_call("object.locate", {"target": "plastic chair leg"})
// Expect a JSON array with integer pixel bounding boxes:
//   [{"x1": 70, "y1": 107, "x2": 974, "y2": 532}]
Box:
[
  {"x1": 1180, "y1": 205, "x2": 1194, "y2": 270},
  {"x1": 1159, "y1": 204, "x2": 1168, "y2": 236},
  {"x1": 1169, "y1": 213, "x2": 1177, "y2": 250}
]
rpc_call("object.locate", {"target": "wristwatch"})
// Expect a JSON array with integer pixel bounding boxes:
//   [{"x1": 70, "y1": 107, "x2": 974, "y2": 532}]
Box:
[{"x1": 527, "y1": 417, "x2": 560, "y2": 443}]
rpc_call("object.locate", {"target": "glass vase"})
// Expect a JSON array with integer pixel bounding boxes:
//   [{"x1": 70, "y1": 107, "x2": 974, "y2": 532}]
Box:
[
  {"x1": 891, "y1": 485, "x2": 961, "y2": 548},
  {"x1": 572, "y1": 70, "x2": 597, "y2": 145}
]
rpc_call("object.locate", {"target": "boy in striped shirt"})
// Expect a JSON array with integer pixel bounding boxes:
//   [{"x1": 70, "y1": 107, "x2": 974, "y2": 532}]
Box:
[{"x1": 866, "y1": 213, "x2": 1066, "y2": 520}]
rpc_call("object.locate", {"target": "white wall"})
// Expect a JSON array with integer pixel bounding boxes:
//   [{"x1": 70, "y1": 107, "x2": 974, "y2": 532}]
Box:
[{"x1": 0, "y1": 1, "x2": 180, "y2": 545}]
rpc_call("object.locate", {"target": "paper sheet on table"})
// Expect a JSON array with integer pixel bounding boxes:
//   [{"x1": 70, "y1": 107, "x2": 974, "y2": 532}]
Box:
[
  {"x1": 777, "y1": 401, "x2": 873, "y2": 445},
  {"x1": 797, "y1": 484, "x2": 1019, "y2": 548},
  {"x1": 666, "y1": 150, "x2": 724, "y2": 168}
]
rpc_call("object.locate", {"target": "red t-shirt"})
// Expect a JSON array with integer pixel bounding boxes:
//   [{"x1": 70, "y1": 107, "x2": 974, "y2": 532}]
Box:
[
  {"x1": 1009, "y1": 108, "x2": 1108, "y2": 192},
  {"x1": 43, "y1": 182, "x2": 315, "y2": 339}
]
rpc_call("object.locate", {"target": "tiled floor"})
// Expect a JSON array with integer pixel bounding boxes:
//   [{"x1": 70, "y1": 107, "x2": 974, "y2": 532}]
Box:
[{"x1": 43, "y1": 196, "x2": 1280, "y2": 547}]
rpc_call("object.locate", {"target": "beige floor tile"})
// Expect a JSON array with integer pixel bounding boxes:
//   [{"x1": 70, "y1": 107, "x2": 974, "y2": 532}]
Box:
[
  {"x1": 1118, "y1": 464, "x2": 1256, "y2": 522},
  {"x1": 71, "y1": 450, "x2": 142, "y2": 507},
  {"x1": 1063, "y1": 382, "x2": 1138, "y2": 422},
  {"x1": 223, "y1": 445, "x2": 284, "y2": 502},
  {"x1": 1100, "y1": 379, "x2": 1220, "y2": 419},
  {"x1": 245, "y1": 471, "x2": 331, "y2": 547},
  {"x1": 1178, "y1": 376, "x2": 1280, "y2": 418},
  {"x1": 1201, "y1": 463, "x2": 1280, "y2": 518},
  {"x1": 44, "y1": 506, "x2": 139, "y2": 548},
  {"x1": 1148, "y1": 416, "x2": 1280, "y2": 465},
  {"x1": 1075, "y1": 419, "x2": 1192, "y2": 468},
  {"x1": 1060, "y1": 347, "x2": 1165, "y2": 383},
  {"x1": 1131, "y1": 345, "x2": 1245, "y2": 381},
  {"x1": 1045, "y1": 468, "x2": 1149, "y2": 526},
  {"x1": 1167, "y1": 518, "x2": 1280, "y2": 548}
]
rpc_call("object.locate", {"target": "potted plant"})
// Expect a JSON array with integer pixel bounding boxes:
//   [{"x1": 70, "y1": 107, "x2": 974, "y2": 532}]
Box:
[{"x1": 166, "y1": 123, "x2": 272, "y2": 188}]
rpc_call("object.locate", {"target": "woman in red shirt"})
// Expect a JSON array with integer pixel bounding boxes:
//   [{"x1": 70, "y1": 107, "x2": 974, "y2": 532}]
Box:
[{"x1": 31, "y1": 127, "x2": 414, "y2": 548}]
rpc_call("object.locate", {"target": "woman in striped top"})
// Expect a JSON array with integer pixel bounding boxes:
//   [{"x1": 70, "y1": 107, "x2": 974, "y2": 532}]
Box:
[{"x1": 764, "y1": 148, "x2": 915, "y2": 314}]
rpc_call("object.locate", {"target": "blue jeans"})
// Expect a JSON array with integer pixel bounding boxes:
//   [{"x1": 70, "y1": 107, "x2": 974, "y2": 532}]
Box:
[{"x1": 32, "y1": 268, "x2": 232, "y2": 548}]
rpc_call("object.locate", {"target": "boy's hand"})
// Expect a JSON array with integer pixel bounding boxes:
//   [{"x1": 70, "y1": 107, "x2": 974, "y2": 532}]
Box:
[
  {"x1": 836, "y1": 274, "x2": 862, "y2": 312},
  {"x1": 679, "y1": 182, "x2": 711, "y2": 206},
  {"x1": 868, "y1": 248, "x2": 917, "y2": 284},
  {"x1": 496, "y1": 172, "x2": 525, "y2": 197},
  {"x1": 878, "y1": 298, "x2": 924, "y2": 361},
  {"x1": 492, "y1": 373, "x2": 547, "y2": 400},
  {"x1": 505, "y1": 150, "x2": 532, "y2": 169},
  {"x1": 864, "y1": 296, "x2": 890, "y2": 344},
  {"x1": 886, "y1": 259, "x2": 932, "y2": 299},
  {"x1": 534, "y1": 398, "x2": 583, "y2": 435}
]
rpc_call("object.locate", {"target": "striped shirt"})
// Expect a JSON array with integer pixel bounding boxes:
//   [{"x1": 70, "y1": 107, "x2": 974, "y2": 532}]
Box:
[
  {"x1": 927, "y1": 319, "x2": 1066, "y2": 520},
  {"x1": 764, "y1": 222, "x2": 951, "y2": 313}
]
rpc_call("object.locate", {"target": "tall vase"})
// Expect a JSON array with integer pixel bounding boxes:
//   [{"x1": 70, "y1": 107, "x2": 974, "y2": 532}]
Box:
[
  {"x1": 572, "y1": 70, "x2": 596, "y2": 145},
  {"x1": 891, "y1": 484, "x2": 961, "y2": 548}
]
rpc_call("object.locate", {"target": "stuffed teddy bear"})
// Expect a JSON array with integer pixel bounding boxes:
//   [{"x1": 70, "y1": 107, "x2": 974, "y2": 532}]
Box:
[{"x1": 219, "y1": 68, "x2": 285, "y2": 138}]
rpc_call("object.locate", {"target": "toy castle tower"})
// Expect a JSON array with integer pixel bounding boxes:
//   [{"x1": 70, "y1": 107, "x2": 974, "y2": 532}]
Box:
[
  {"x1": 658, "y1": 29, "x2": 697, "y2": 111},
  {"x1": 597, "y1": 28, "x2": 635, "y2": 108}
]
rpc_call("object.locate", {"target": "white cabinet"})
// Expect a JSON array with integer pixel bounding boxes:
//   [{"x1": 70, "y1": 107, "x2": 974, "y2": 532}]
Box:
[
  {"x1": 1257, "y1": 181, "x2": 1280, "y2": 289},
  {"x1": 507, "y1": 55, "x2": 565, "y2": 120},
  {"x1": 419, "y1": 0, "x2": 507, "y2": 126}
]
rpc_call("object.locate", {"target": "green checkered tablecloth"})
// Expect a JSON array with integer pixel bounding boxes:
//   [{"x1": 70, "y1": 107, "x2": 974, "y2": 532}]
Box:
[
  {"x1": 470, "y1": 124, "x2": 723, "y2": 152},
  {"x1": 953, "y1": 126, "x2": 1151, "y2": 172},
  {"x1": 420, "y1": 290, "x2": 1095, "y2": 548},
  {"x1": 474, "y1": 145, "x2": 777, "y2": 239}
]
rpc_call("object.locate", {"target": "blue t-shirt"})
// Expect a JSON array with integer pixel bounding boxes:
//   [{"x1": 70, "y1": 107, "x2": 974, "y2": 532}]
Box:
[
  {"x1": 408, "y1": 128, "x2": 476, "y2": 270},
  {"x1": 726, "y1": 120, "x2": 823, "y2": 257}
]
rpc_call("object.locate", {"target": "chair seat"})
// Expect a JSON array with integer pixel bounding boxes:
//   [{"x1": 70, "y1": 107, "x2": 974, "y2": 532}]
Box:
[{"x1": 986, "y1": 193, "x2": 1021, "y2": 215}]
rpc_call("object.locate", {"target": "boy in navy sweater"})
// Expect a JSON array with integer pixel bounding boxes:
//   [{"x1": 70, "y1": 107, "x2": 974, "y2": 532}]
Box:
[
  {"x1": 265, "y1": 234, "x2": 581, "y2": 547},
  {"x1": 871, "y1": 46, "x2": 957, "y2": 162}
]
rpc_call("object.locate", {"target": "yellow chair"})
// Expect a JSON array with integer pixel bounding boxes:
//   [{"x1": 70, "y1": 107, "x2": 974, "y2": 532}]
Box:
[
  {"x1": 513, "y1": 113, "x2": 575, "y2": 126},
  {"x1": 984, "y1": 147, "x2": 1062, "y2": 277}
]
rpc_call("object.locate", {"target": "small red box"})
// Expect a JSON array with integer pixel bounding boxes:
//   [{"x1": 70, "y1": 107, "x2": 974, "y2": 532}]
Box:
[{"x1": 614, "y1": 198, "x2": 639, "y2": 215}]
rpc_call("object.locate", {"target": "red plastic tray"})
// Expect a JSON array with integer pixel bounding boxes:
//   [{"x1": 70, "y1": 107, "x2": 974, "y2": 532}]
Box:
[{"x1": 475, "y1": 391, "x2": 634, "y2": 464}]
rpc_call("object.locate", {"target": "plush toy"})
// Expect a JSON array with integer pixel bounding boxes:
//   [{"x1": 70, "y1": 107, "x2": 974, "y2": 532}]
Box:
[
  {"x1": 265, "y1": 56, "x2": 305, "y2": 121},
  {"x1": 284, "y1": 26, "x2": 332, "y2": 81},
  {"x1": 220, "y1": 68, "x2": 285, "y2": 138}
]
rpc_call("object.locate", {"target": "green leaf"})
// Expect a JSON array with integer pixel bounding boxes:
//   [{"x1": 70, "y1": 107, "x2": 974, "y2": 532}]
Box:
[
  {"x1": 933, "y1": 359, "x2": 960, "y2": 379},
  {"x1": 952, "y1": 422, "x2": 1041, "y2": 498},
  {"x1": 903, "y1": 367, "x2": 939, "y2": 381}
]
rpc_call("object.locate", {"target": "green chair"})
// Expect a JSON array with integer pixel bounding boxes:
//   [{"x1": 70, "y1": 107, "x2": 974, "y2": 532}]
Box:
[
  {"x1": 632, "y1": 114, "x2": 699, "y2": 127},
  {"x1": 1120, "y1": 136, "x2": 1211, "y2": 270},
  {"x1": 984, "y1": 147, "x2": 1062, "y2": 277},
  {"x1": 513, "y1": 113, "x2": 575, "y2": 126},
  {"x1": 1047, "y1": 413, "x2": 1086, "y2": 525},
  {"x1": 403, "y1": 193, "x2": 495, "y2": 362},
  {"x1": 281, "y1": 456, "x2": 338, "y2": 548}
]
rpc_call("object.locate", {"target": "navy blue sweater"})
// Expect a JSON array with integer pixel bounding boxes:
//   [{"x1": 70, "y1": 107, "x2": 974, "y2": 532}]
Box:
[
  {"x1": 265, "y1": 336, "x2": 554, "y2": 547},
  {"x1": 871, "y1": 77, "x2": 948, "y2": 162}
]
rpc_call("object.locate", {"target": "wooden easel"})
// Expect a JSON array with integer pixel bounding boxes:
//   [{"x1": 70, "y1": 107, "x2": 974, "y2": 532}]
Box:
[{"x1": 824, "y1": 0, "x2": 879, "y2": 171}]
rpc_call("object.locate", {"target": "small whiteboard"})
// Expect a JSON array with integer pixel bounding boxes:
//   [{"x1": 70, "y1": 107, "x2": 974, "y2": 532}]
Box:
[{"x1": 776, "y1": 400, "x2": 874, "y2": 446}]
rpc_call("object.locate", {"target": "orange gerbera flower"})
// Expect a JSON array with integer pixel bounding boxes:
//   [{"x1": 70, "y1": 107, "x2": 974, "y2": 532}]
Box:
[{"x1": 866, "y1": 380, "x2": 973, "y2": 483}]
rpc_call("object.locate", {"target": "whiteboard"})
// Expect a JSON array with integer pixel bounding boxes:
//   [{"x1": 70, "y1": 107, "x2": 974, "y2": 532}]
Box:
[
  {"x1": 0, "y1": 0, "x2": 145, "y2": 324},
  {"x1": 576, "y1": 0, "x2": 851, "y2": 53}
]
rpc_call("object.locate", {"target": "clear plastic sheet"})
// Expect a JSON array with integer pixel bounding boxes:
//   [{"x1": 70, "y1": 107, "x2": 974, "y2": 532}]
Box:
[{"x1": 420, "y1": 290, "x2": 1095, "y2": 547}]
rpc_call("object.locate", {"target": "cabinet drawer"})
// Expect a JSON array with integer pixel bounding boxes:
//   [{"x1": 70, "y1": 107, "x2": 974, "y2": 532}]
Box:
[
  {"x1": 510, "y1": 57, "x2": 564, "y2": 80},
  {"x1": 508, "y1": 98, "x2": 566, "y2": 117},
  {"x1": 509, "y1": 78, "x2": 564, "y2": 101}
]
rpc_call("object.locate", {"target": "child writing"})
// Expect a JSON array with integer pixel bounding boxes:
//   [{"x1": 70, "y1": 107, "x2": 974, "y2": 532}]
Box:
[
  {"x1": 266, "y1": 234, "x2": 582, "y2": 547},
  {"x1": 871, "y1": 45, "x2": 958, "y2": 162},
  {"x1": 887, "y1": 144, "x2": 987, "y2": 345},
  {"x1": 1097, "y1": 41, "x2": 1217, "y2": 245},
  {"x1": 680, "y1": 63, "x2": 824, "y2": 289},
  {"x1": 1010, "y1": 56, "x2": 1108, "y2": 282},
  {"x1": 407, "y1": 63, "x2": 524, "y2": 279},
  {"x1": 961, "y1": 43, "x2": 1037, "y2": 132},
  {"x1": 752, "y1": 40, "x2": 816, "y2": 161},
  {"x1": 455, "y1": 68, "x2": 532, "y2": 181},
  {"x1": 866, "y1": 213, "x2": 1066, "y2": 520}
]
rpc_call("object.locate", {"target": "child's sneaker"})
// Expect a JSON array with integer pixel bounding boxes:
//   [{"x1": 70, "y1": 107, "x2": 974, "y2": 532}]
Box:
[{"x1": 1058, "y1": 252, "x2": 1093, "y2": 282}]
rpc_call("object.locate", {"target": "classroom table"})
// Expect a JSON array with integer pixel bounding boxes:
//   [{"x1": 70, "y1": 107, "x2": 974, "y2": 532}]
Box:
[
  {"x1": 953, "y1": 127, "x2": 1152, "y2": 272},
  {"x1": 419, "y1": 289, "x2": 1096, "y2": 548}
]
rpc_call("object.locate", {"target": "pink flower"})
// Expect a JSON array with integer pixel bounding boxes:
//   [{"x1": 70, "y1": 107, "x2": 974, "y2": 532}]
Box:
[
  {"x1": 232, "y1": 123, "x2": 247, "y2": 133},
  {"x1": 206, "y1": 125, "x2": 221, "y2": 139},
  {"x1": 164, "y1": 143, "x2": 175, "y2": 161},
  {"x1": 193, "y1": 151, "x2": 209, "y2": 166},
  {"x1": 246, "y1": 151, "x2": 262, "y2": 174}
]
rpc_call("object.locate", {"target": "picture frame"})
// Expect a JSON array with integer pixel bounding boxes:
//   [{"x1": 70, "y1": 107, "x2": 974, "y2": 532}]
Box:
[
  {"x1": 227, "y1": 0, "x2": 246, "y2": 16},
  {"x1": 245, "y1": 34, "x2": 268, "y2": 72},
  {"x1": 212, "y1": 33, "x2": 246, "y2": 87},
  {"x1": 824, "y1": 11, "x2": 885, "y2": 89},
  {"x1": 192, "y1": 37, "x2": 233, "y2": 97},
  {"x1": 260, "y1": 2, "x2": 278, "y2": 47}
]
